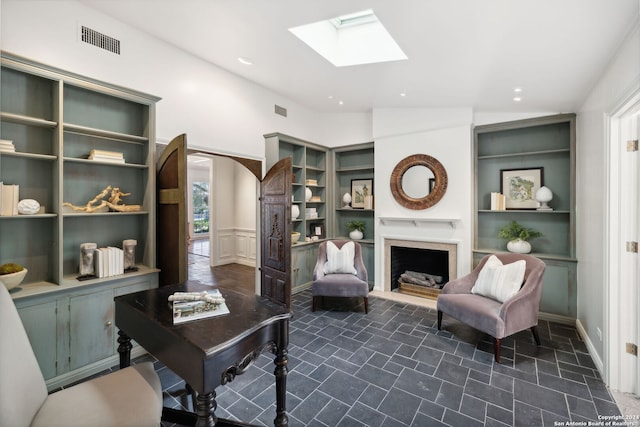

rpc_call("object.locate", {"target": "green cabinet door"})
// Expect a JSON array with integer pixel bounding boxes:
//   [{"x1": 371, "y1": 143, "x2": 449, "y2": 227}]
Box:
[
  {"x1": 18, "y1": 301, "x2": 58, "y2": 380},
  {"x1": 69, "y1": 289, "x2": 115, "y2": 370}
]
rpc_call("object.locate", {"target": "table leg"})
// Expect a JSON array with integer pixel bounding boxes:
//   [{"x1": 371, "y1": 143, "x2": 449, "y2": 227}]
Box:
[
  {"x1": 117, "y1": 330, "x2": 132, "y2": 368},
  {"x1": 273, "y1": 321, "x2": 289, "y2": 427},
  {"x1": 194, "y1": 390, "x2": 217, "y2": 427}
]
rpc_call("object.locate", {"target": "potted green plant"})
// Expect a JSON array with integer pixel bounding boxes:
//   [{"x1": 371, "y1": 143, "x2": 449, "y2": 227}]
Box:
[
  {"x1": 346, "y1": 220, "x2": 365, "y2": 240},
  {"x1": 498, "y1": 220, "x2": 542, "y2": 254}
]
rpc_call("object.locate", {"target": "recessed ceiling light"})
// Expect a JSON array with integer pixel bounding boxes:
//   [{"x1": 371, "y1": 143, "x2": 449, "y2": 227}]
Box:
[
  {"x1": 339, "y1": 100, "x2": 344, "y2": 105},
  {"x1": 289, "y1": 9, "x2": 407, "y2": 67},
  {"x1": 238, "y1": 57, "x2": 253, "y2": 65},
  {"x1": 514, "y1": 87, "x2": 523, "y2": 93},
  {"x1": 400, "y1": 92, "x2": 406, "y2": 97},
  {"x1": 513, "y1": 97, "x2": 522, "y2": 102},
  {"x1": 328, "y1": 95, "x2": 334, "y2": 99}
]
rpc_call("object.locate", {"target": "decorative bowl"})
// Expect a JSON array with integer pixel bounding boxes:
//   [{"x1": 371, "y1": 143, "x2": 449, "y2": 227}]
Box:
[
  {"x1": 291, "y1": 232, "x2": 301, "y2": 245},
  {"x1": 0, "y1": 268, "x2": 27, "y2": 291}
]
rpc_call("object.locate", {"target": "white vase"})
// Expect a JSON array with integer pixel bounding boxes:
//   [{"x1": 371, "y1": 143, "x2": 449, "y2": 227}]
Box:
[
  {"x1": 349, "y1": 230, "x2": 363, "y2": 240},
  {"x1": 291, "y1": 204, "x2": 300, "y2": 220},
  {"x1": 305, "y1": 187, "x2": 312, "y2": 202},
  {"x1": 507, "y1": 239, "x2": 531, "y2": 254}
]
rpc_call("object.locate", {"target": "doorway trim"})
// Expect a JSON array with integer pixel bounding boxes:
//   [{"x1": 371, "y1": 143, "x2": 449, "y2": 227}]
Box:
[{"x1": 607, "y1": 87, "x2": 640, "y2": 394}]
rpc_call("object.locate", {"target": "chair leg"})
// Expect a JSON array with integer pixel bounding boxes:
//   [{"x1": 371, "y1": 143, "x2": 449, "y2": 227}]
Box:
[
  {"x1": 363, "y1": 297, "x2": 368, "y2": 314},
  {"x1": 531, "y1": 326, "x2": 541, "y2": 345},
  {"x1": 494, "y1": 338, "x2": 502, "y2": 363},
  {"x1": 437, "y1": 311, "x2": 442, "y2": 330}
]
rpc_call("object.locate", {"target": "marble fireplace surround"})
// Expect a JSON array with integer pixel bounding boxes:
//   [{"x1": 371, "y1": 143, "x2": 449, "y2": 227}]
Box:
[{"x1": 383, "y1": 237, "x2": 458, "y2": 293}]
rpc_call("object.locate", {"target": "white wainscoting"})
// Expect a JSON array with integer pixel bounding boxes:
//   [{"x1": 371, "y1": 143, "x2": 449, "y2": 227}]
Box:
[{"x1": 213, "y1": 228, "x2": 256, "y2": 267}]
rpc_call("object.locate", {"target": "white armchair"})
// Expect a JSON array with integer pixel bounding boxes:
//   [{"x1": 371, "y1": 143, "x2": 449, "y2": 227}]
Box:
[{"x1": 0, "y1": 284, "x2": 163, "y2": 427}]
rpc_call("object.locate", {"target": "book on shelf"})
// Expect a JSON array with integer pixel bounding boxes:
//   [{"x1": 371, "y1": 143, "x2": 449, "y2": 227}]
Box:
[
  {"x1": 1, "y1": 183, "x2": 19, "y2": 216},
  {"x1": 94, "y1": 246, "x2": 124, "y2": 278},
  {"x1": 88, "y1": 149, "x2": 125, "y2": 163},
  {"x1": 305, "y1": 179, "x2": 318, "y2": 186},
  {"x1": 172, "y1": 289, "x2": 230, "y2": 324},
  {"x1": 89, "y1": 149, "x2": 124, "y2": 158},
  {"x1": 490, "y1": 192, "x2": 506, "y2": 211},
  {"x1": 0, "y1": 139, "x2": 15, "y2": 152}
]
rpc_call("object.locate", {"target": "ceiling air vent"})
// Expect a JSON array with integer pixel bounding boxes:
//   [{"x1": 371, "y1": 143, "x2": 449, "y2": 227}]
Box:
[
  {"x1": 81, "y1": 26, "x2": 121, "y2": 55},
  {"x1": 274, "y1": 104, "x2": 287, "y2": 117}
]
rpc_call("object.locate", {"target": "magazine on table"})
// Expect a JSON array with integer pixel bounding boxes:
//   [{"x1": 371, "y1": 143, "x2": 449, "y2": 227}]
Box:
[{"x1": 170, "y1": 289, "x2": 229, "y2": 324}]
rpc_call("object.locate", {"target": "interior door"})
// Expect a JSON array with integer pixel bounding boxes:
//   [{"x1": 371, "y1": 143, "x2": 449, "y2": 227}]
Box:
[
  {"x1": 260, "y1": 157, "x2": 292, "y2": 308},
  {"x1": 157, "y1": 134, "x2": 188, "y2": 286}
]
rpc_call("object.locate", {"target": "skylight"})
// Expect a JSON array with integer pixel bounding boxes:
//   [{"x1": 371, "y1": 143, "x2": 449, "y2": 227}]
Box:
[{"x1": 289, "y1": 9, "x2": 407, "y2": 67}]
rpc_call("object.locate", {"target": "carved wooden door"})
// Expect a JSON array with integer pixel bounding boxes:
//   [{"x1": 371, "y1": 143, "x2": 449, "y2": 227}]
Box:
[
  {"x1": 156, "y1": 134, "x2": 187, "y2": 286},
  {"x1": 260, "y1": 157, "x2": 292, "y2": 308}
]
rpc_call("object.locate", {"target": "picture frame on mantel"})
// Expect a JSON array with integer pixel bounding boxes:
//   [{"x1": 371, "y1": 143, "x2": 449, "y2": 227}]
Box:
[
  {"x1": 500, "y1": 167, "x2": 543, "y2": 210},
  {"x1": 351, "y1": 179, "x2": 373, "y2": 209}
]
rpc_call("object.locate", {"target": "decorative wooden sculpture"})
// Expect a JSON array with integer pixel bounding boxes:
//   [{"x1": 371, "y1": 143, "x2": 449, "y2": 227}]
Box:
[{"x1": 63, "y1": 185, "x2": 141, "y2": 213}]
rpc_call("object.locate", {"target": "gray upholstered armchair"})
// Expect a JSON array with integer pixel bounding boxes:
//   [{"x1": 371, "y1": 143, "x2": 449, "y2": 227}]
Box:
[
  {"x1": 0, "y1": 284, "x2": 163, "y2": 427},
  {"x1": 437, "y1": 253, "x2": 546, "y2": 363},
  {"x1": 312, "y1": 240, "x2": 369, "y2": 313}
]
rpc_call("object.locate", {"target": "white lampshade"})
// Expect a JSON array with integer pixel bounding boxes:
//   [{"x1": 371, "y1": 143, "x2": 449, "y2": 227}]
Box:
[{"x1": 535, "y1": 186, "x2": 553, "y2": 210}]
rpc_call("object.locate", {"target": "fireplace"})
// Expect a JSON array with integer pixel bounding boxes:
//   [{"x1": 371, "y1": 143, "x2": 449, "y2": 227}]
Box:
[{"x1": 384, "y1": 238, "x2": 457, "y2": 300}]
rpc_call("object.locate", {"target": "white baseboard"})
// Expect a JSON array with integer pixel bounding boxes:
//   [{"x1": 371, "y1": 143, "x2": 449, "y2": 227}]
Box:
[
  {"x1": 575, "y1": 318, "x2": 605, "y2": 377},
  {"x1": 538, "y1": 311, "x2": 575, "y2": 326}
]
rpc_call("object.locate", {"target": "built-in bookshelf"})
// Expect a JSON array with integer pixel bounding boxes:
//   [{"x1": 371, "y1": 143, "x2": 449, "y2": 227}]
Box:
[
  {"x1": 473, "y1": 113, "x2": 577, "y2": 318},
  {"x1": 0, "y1": 52, "x2": 160, "y2": 389}
]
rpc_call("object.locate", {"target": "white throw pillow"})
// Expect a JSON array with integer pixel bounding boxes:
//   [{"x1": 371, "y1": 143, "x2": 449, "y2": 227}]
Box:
[
  {"x1": 471, "y1": 255, "x2": 526, "y2": 303},
  {"x1": 323, "y1": 241, "x2": 357, "y2": 275}
]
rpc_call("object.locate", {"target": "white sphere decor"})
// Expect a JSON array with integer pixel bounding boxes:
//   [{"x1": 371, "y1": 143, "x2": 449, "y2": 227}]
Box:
[
  {"x1": 535, "y1": 186, "x2": 553, "y2": 210},
  {"x1": 342, "y1": 192, "x2": 352, "y2": 208},
  {"x1": 291, "y1": 204, "x2": 300, "y2": 220},
  {"x1": 18, "y1": 199, "x2": 40, "y2": 215},
  {"x1": 305, "y1": 187, "x2": 313, "y2": 202}
]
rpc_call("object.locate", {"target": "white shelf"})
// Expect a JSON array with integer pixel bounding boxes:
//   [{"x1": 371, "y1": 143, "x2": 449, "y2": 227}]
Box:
[{"x1": 379, "y1": 217, "x2": 460, "y2": 229}]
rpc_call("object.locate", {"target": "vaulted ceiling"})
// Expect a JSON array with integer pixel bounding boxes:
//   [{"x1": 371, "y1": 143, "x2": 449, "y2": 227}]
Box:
[{"x1": 80, "y1": 0, "x2": 639, "y2": 113}]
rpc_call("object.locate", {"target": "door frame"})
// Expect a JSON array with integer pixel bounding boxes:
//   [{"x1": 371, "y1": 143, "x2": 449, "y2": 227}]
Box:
[
  {"x1": 184, "y1": 144, "x2": 264, "y2": 294},
  {"x1": 607, "y1": 88, "x2": 640, "y2": 394}
]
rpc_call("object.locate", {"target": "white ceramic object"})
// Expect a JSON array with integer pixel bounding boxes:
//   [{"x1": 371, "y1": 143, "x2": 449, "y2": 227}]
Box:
[
  {"x1": 349, "y1": 230, "x2": 363, "y2": 240},
  {"x1": 18, "y1": 199, "x2": 40, "y2": 215},
  {"x1": 291, "y1": 232, "x2": 301, "y2": 245},
  {"x1": 0, "y1": 268, "x2": 28, "y2": 291},
  {"x1": 507, "y1": 239, "x2": 531, "y2": 254},
  {"x1": 342, "y1": 192, "x2": 352, "y2": 208},
  {"x1": 535, "y1": 186, "x2": 553, "y2": 210},
  {"x1": 305, "y1": 187, "x2": 312, "y2": 202},
  {"x1": 291, "y1": 204, "x2": 300, "y2": 220}
]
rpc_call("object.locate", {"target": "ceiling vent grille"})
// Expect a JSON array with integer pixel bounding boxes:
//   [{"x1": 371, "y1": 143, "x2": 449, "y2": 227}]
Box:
[
  {"x1": 81, "y1": 26, "x2": 121, "y2": 55},
  {"x1": 274, "y1": 104, "x2": 287, "y2": 117}
]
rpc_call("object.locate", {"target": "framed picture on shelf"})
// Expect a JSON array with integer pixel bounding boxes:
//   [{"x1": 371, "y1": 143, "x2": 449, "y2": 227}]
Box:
[
  {"x1": 309, "y1": 222, "x2": 324, "y2": 239},
  {"x1": 351, "y1": 179, "x2": 373, "y2": 209},
  {"x1": 500, "y1": 167, "x2": 543, "y2": 210}
]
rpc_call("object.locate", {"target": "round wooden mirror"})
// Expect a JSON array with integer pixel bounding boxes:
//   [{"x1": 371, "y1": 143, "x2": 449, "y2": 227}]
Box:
[{"x1": 390, "y1": 154, "x2": 448, "y2": 210}]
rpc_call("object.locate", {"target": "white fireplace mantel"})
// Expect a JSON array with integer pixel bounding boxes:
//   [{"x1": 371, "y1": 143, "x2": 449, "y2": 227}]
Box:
[{"x1": 378, "y1": 217, "x2": 460, "y2": 229}]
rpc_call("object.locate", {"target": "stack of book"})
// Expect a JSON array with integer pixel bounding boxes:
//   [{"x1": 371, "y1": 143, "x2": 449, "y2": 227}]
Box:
[
  {"x1": 305, "y1": 179, "x2": 318, "y2": 186},
  {"x1": 88, "y1": 149, "x2": 125, "y2": 164},
  {"x1": 0, "y1": 139, "x2": 16, "y2": 153},
  {"x1": 490, "y1": 192, "x2": 506, "y2": 211},
  {"x1": 305, "y1": 207, "x2": 318, "y2": 219},
  {"x1": 94, "y1": 246, "x2": 124, "y2": 278},
  {"x1": 0, "y1": 183, "x2": 19, "y2": 216}
]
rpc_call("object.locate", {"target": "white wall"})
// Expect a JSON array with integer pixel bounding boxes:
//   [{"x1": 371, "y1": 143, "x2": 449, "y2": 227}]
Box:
[
  {"x1": 372, "y1": 108, "x2": 474, "y2": 289},
  {"x1": 577, "y1": 17, "x2": 640, "y2": 381},
  {"x1": 0, "y1": 0, "x2": 372, "y2": 157}
]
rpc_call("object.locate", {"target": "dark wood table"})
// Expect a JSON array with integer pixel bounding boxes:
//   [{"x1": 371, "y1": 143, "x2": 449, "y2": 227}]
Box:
[{"x1": 114, "y1": 280, "x2": 291, "y2": 427}]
